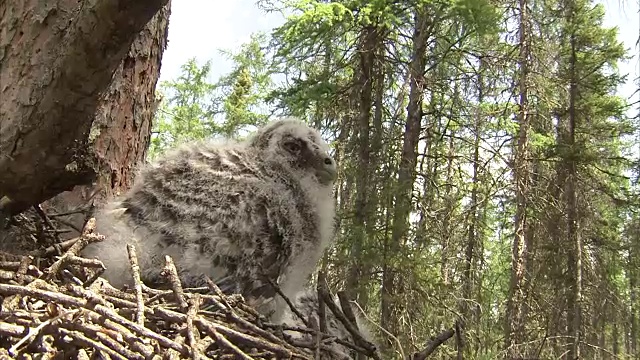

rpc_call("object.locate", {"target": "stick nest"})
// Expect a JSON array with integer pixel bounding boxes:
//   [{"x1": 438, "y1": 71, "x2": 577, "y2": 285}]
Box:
[{"x1": 0, "y1": 211, "x2": 374, "y2": 360}]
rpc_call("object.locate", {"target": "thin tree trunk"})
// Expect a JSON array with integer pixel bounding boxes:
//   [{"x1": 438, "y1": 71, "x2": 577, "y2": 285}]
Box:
[
  {"x1": 460, "y1": 58, "x2": 485, "y2": 359},
  {"x1": 346, "y1": 24, "x2": 377, "y2": 303},
  {"x1": 628, "y1": 227, "x2": 639, "y2": 357},
  {"x1": 505, "y1": 0, "x2": 532, "y2": 356},
  {"x1": 380, "y1": 5, "x2": 430, "y2": 350},
  {"x1": 612, "y1": 318, "x2": 619, "y2": 359},
  {"x1": 565, "y1": 16, "x2": 582, "y2": 359}
]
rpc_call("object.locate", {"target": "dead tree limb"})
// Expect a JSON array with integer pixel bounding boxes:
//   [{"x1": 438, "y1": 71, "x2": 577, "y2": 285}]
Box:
[{"x1": 411, "y1": 326, "x2": 456, "y2": 360}]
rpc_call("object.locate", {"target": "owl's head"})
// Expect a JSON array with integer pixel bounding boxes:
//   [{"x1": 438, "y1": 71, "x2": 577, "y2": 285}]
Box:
[{"x1": 248, "y1": 117, "x2": 337, "y2": 186}]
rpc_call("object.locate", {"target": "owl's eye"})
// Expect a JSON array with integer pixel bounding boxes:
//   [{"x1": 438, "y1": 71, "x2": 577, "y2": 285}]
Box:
[{"x1": 283, "y1": 140, "x2": 302, "y2": 154}]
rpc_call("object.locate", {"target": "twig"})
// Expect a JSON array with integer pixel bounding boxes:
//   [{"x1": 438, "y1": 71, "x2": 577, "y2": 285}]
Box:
[
  {"x1": 8, "y1": 309, "x2": 77, "y2": 356},
  {"x1": 79, "y1": 307, "x2": 155, "y2": 358},
  {"x1": 47, "y1": 207, "x2": 91, "y2": 218},
  {"x1": 336, "y1": 291, "x2": 359, "y2": 332},
  {"x1": 162, "y1": 255, "x2": 188, "y2": 310},
  {"x1": 317, "y1": 281, "x2": 380, "y2": 360},
  {"x1": 264, "y1": 276, "x2": 310, "y2": 328},
  {"x1": 126, "y1": 244, "x2": 146, "y2": 326},
  {"x1": 206, "y1": 322, "x2": 254, "y2": 360},
  {"x1": 288, "y1": 338, "x2": 352, "y2": 359},
  {"x1": 350, "y1": 300, "x2": 400, "y2": 356},
  {"x1": 33, "y1": 205, "x2": 61, "y2": 243},
  {"x1": 195, "y1": 318, "x2": 299, "y2": 359},
  {"x1": 43, "y1": 218, "x2": 104, "y2": 280},
  {"x1": 0, "y1": 270, "x2": 36, "y2": 284},
  {"x1": 316, "y1": 271, "x2": 327, "y2": 333},
  {"x1": 65, "y1": 256, "x2": 106, "y2": 268},
  {"x1": 204, "y1": 277, "x2": 234, "y2": 311},
  {"x1": 57, "y1": 327, "x2": 129, "y2": 360},
  {"x1": 14, "y1": 256, "x2": 33, "y2": 285},
  {"x1": 30, "y1": 237, "x2": 80, "y2": 257},
  {"x1": 65, "y1": 321, "x2": 146, "y2": 360},
  {"x1": 0, "y1": 321, "x2": 27, "y2": 337},
  {"x1": 186, "y1": 294, "x2": 202, "y2": 360},
  {"x1": 0, "y1": 283, "x2": 190, "y2": 355},
  {"x1": 60, "y1": 269, "x2": 85, "y2": 286}
]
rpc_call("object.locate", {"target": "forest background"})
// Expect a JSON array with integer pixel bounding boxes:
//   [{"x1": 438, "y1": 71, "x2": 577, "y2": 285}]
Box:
[
  {"x1": 148, "y1": 0, "x2": 640, "y2": 359},
  {"x1": 1, "y1": 0, "x2": 639, "y2": 359}
]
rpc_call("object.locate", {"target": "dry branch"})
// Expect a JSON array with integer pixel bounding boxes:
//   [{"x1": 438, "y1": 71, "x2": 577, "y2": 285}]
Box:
[
  {"x1": 0, "y1": 217, "x2": 377, "y2": 359},
  {"x1": 411, "y1": 326, "x2": 456, "y2": 360}
]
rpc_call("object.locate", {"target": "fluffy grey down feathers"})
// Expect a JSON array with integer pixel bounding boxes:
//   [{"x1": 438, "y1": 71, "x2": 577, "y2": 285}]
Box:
[{"x1": 81, "y1": 117, "x2": 337, "y2": 321}]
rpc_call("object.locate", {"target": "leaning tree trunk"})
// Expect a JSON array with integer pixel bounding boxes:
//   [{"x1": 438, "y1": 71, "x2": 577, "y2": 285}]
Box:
[
  {"x1": 0, "y1": 0, "x2": 169, "y2": 220},
  {"x1": 41, "y1": 2, "x2": 172, "y2": 239}
]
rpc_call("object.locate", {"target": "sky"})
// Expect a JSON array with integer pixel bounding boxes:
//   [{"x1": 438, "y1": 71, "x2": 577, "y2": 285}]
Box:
[
  {"x1": 158, "y1": 0, "x2": 285, "y2": 83},
  {"x1": 158, "y1": 0, "x2": 639, "y2": 106}
]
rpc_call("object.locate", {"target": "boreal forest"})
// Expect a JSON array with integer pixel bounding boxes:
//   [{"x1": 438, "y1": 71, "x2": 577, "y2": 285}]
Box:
[
  {"x1": 150, "y1": 0, "x2": 640, "y2": 359},
  {"x1": 0, "y1": 0, "x2": 639, "y2": 359}
]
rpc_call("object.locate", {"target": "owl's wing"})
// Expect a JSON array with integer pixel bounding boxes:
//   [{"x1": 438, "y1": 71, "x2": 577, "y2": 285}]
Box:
[{"x1": 234, "y1": 200, "x2": 293, "y2": 315}]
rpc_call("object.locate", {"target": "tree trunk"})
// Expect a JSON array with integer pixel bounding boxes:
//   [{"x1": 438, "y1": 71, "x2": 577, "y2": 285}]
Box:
[
  {"x1": 628, "y1": 222, "x2": 639, "y2": 358},
  {"x1": 460, "y1": 57, "x2": 485, "y2": 360},
  {"x1": 565, "y1": 16, "x2": 582, "y2": 360},
  {"x1": 380, "y1": 5, "x2": 430, "y2": 350},
  {"x1": 0, "y1": 0, "x2": 169, "y2": 218},
  {"x1": 41, "y1": 1, "x2": 172, "y2": 238},
  {"x1": 346, "y1": 23, "x2": 376, "y2": 303},
  {"x1": 504, "y1": 0, "x2": 532, "y2": 356}
]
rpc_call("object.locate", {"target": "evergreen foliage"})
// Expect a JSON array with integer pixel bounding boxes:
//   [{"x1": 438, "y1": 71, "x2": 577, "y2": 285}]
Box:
[{"x1": 152, "y1": 0, "x2": 640, "y2": 358}]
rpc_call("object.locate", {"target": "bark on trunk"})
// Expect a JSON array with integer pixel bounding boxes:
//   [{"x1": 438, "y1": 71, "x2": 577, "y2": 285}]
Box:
[
  {"x1": 504, "y1": 0, "x2": 532, "y2": 356},
  {"x1": 459, "y1": 58, "x2": 485, "y2": 360},
  {"x1": 0, "y1": 0, "x2": 169, "y2": 217},
  {"x1": 41, "y1": 1, "x2": 172, "y2": 238},
  {"x1": 380, "y1": 5, "x2": 430, "y2": 349},
  {"x1": 627, "y1": 222, "x2": 639, "y2": 358},
  {"x1": 346, "y1": 23, "x2": 376, "y2": 303},
  {"x1": 565, "y1": 19, "x2": 582, "y2": 360}
]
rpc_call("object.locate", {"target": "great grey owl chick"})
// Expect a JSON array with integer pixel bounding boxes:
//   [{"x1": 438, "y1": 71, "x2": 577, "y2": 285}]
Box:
[
  {"x1": 81, "y1": 117, "x2": 337, "y2": 320},
  {"x1": 280, "y1": 288, "x2": 377, "y2": 360}
]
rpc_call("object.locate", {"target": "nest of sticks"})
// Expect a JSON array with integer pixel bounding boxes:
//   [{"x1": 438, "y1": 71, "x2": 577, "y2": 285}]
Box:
[{"x1": 0, "y1": 209, "x2": 381, "y2": 360}]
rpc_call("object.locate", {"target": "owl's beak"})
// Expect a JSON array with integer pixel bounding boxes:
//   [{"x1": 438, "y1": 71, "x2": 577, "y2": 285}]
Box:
[
  {"x1": 317, "y1": 168, "x2": 337, "y2": 184},
  {"x1": 317, "y1": 156, "x2": 338, "y2": 184}
]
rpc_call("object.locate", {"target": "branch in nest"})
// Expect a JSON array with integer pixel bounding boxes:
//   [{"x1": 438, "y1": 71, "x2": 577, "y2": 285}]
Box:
[
  {"x1": 126, "y1": 244, "x2": 146, "y2": 326},
  {"x1": 186, "y1": 294, "x2": 202, "y2": 360},
  {"x1": 162, "y1": 255, "x2": 188, "y2": 310},
  {"x1": 30, "y1": 237, "x2": 81, "y2": 257},
  {"x1": 0, "y1": 283, "x2": 191, "y2": 355},
  {"x1": 263, "y1": 275, "x2": 310, "y2": 328},
  {"x1": 32, "y1": 205, "x2": 62, "y2": 244},
  {"x1": 317, "y1": 277, "x2": 381, "y2": 360},
  {"x1": 43, "y1": 218, "x2": 104, "y2": 281}
]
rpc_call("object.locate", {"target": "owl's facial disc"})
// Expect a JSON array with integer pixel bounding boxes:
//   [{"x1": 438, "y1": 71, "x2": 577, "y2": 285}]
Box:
[{"x1": 281, "y1": 136, "x2": 337, "y2": 186}]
